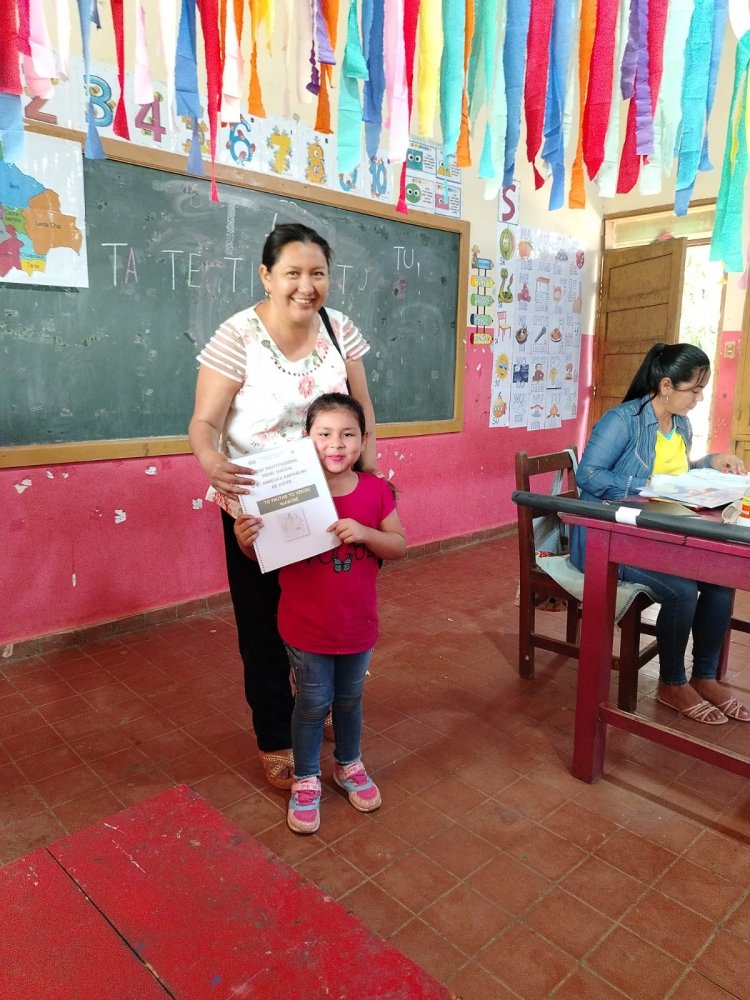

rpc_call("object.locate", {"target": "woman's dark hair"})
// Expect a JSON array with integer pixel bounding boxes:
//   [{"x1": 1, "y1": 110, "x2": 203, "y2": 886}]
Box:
[
  {"x1": 261, "y1": 223, "x2": 332, "y2": 270},
  {"x1": 305, "y1": 392, "x2": 366, "y2": 436},
  {"x1": 623, "y1": 342, "x2": 711, "y2": 409}
]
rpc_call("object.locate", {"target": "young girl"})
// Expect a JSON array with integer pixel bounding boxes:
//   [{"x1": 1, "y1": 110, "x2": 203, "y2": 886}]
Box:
[{"x1": 234, "y1": 393, "x2": 406, "y2": 833}]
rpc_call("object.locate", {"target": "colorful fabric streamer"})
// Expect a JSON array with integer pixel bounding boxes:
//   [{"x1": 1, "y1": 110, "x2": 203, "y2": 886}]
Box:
[
  {"x1": 502, "y1": 0, "x2": 531, "y2": 186},
  {"x1": 523, "y1": 0, "x2": 554, "y2": 188},
  {"x1": 674, "y1": 0, "x2": 716, "y2": 215},
  {"x1": 248, "y1": 0, "x2": 269, "y2": 115},
  {"x1": 134, "y1": 1, "x2": 155, "y2": 105},
  {"x1": 699, "y1": 0, "x2": 729, "y2": 171},
  {"x1": 455, "y1": 0, "x2": 474, "y2": 167},
  {"x1": 0, "y1": 93, "x2": 24, "y2": 162},
  {"x1": 479, "y1": 0, "x2": 507, "y2": 195},
  {"x1": 157, "y1": 0, "x2": 179, "y2": 127},
  {"x1": 220, "y1": 0, "x2": 243, "y2": 121},
  {"x1": 582, "y1": 0, "x2": 618, "y2": 181},
  {"x1": 196, "y1": 0, "x2": 223, "y2": 201},
  {"x1": 384, "y1": 0, "x2": 409, "y2": 167},
  {"x1": 54, "y1": 0, "x2": 71, "y2": 79},
  {"x1": 396, "y1": 0, "x2": 421, "y2": 212},
  {"x1": 568, "y1": 0, "x2": 596, "y2": 206},
  {"x1": 710, "y1": 30, "x2": 750, "y2": 272},
  {"x1": 110, "y1": 0, "x2": 131, "y2": 139},
  {"x1": 594, "y1": 0, "x2": 629, "y2": 196},
  {"x1": 76, "y1": 0, "x2": 106, "y2": 159},
  {"x1": 337, "y1": 0, "x2": 368, "y2": 174},
  {"x1": 175, "y1": 0, "x2": 202, "y2": 119},
  {"x1": 0, "y1": 0, "x2": 23, "y2": 95},
  {"x1": 542, "y1": 0, "x2": 575, "y2": 208},
  {"x1": 314, "y1": 0, "x2": 338, "y2": 132},
  {"x1": 23, "y1": 0, "x2": 57, "y2": 100},
  {"x1": 439, "y1": 0, "x2": 465, "y2": 160},
  {"x1": 363, "y1": 0, "x2": 386, "y2": 159},
  {"x1": 415, "y1": 0, "x2": 441, "y2": 137}
]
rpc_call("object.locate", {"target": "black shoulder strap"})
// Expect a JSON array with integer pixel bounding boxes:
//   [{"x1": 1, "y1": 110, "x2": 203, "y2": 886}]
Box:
[{"x1": 319, "y1": 307, "x2": 351, "y2": 393}]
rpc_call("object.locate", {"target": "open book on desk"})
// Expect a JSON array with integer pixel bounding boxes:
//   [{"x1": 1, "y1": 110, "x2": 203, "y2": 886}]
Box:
[
  {"x1": 236, "y1": 437, "x2": 339, "y2": 573},
  {"x1": 638, "y1": 469, "x2": 750, "y2": 509}
]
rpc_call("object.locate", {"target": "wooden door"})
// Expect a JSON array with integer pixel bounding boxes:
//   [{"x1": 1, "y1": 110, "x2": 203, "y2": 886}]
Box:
[
  {"x1": 591, "y1": 239, "x2": 687, "y2": 425},
  {"x1": 732, "y1": 290, "x2": 750, "y2": 469}
]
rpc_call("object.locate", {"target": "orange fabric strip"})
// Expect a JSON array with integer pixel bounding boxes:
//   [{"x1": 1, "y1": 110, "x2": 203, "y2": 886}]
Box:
[
  {"x1": 569, "y1": 0, "x2": 597, "y2": 207},
  {"x1": 456, "y1": 0, "x2": 474, "y2": 167}
]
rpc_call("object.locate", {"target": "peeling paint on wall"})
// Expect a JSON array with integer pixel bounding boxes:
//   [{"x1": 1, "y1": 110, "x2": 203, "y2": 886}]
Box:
[
  {"x1": 14, "y1": 479, "x2": 32, "y2": 493},
  {"x1": 114, "y1": 510, "x2": 127, "y2": 524},
  {"x1": 72, "y1": 573, "x2": 77, "y2": 587},
  {"x1": 192, "y1": 499, "x2": 203, "y2": 509},
  {"x1": 144, "y1": 466, "x2": 157, "y2": 476}
]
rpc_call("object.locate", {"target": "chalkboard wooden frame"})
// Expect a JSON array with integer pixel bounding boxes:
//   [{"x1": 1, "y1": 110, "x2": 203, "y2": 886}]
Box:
[{"x1": 1, "y1": 125, "x2": 469, "y2": 469}]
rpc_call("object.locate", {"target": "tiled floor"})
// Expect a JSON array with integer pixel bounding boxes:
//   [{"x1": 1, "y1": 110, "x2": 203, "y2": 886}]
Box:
[{"x1": 2, "y1": 535, "x2": 750, "y2": 1000}]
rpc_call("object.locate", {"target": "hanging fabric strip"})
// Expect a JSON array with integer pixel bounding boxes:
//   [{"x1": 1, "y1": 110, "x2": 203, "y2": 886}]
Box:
[
  {"x1": 294, "y1": 0, "x2": 314, "y2": 105},
  {"x1": 364, "y1": 0, "x2": 386, "y2": 159},
  {"x1": 314, "y1": 0, "x2": 339, "y2": 133},
  {"x1": 248, "y1": 0, "x2": 266, "y2": 114},
  {"x1": 616, "y1": 0, "x2": 667, "y2": 192},
  {"x1": 502, "y1": 0, "x2": 531, "y2": 186},
  {"x1": 307, "y1": 0, "x2": 321, "y2": 96},
  {"x1": 439, "y1": 0, "x2": 465, "y2": 160},
  {"x1": 568, "y1": 0, "x2": 596, "y2": 206},
  {"x1": 0, "y1": 0, "x2": 23, "y2": 95},
  {"x1": 455, "y1": 0, "x2": 474, "y2": 166},
  {"x1": 176, "y1": 0, "x2": 202, "y2": 119},
  {"x1": 54, "y1": 0, "x2": 71, "y2": 79},
  {"x1": 76, "y1": 0, "x2": 106, "y2": 158},
  {"x1": 415, "y1": 0, "x2": 441, "y2": 136},
  {"x1": 109, "y1": 0, "x2": 130, "y2": 139},
  {"x1": 91, "y1": 0, "x2": 100, "y2": 27},
  {"x1": 134, "y1": 2, "x2": 154, "y2": 105},
  {"x1": 0, "y1": 93, "x2": 24, "y2": 161},
  {"x1": 157, "y1": 0, "x2": 179, "y2": 128},
  {"x1": 480, "y1": 0, "x2": 506, "y2": 192},
  {"x1": 385, "y1": 0, "x2": 409, "y2": 165},
  {"x1": 620, "y1": 0, "x2": 639, "y2": 99},
  {"x1": 397, "y1": 0, "x2": 421, "y2": 211},
  {"x1": 582, "y1": 0, "x2": 618, "y2": 180},
  {"x1": 468, "y1": 0, "x2": 493, "y2": 125},
  {"x1": 633, "y1": 0, "x2": 654, "y2": 155},
  {"x1": 710, "y1": 30, "x2": 750, "y2": 272},
  {"x1": 541, "y1": 0, "x2": 575, "y2": 209},
  {"x1": 699, "y1": 0, "x2": 729, "y2": 170},
  {"x1": 710, "y1": 31, "x2": 750, "y2": 273},
  {"x1": 18, "y1": 0, "x2": 32, "y2": 56},
  {"x1": 674, "y1": 0, "x2": 714, "y2": 215},
  {"x1": 337, "y1": 0, "x2": 368, "y2": 173},
  {"x1": 221, "y1": 0, "x2": 243, "y2": 120},
  {"x1": 196, "y1": 0, "x2": 222, "y2": 201},
  {"x1": 640, "y1": 0, "x2": 694, "y2": 193},
  {"x1": 594, "y1": 0, "x2": 629, "y2": 195},
  {"x1": 24, "y1": 0, "x2": 56, "y2": 99},
  {"x1": 523, "y1": 0, "x2": 554, "y2": 188}
]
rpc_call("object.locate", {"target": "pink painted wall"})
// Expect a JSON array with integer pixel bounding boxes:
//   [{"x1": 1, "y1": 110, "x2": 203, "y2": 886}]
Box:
[
  {"x1": 3, "y1": 333, "x2": 593, "y2": 645},
  {"x1": 710, "y1": 329, "x2": 742, "y2": 453}
]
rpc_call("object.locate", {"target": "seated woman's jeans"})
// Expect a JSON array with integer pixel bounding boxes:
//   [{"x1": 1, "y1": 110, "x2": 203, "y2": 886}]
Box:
[
  {"x1": 285, "y1": 644, "x2": 373, "y2": 778},
  {"x1": 619, "y1": 566, "x2": 733, "y2": 686}
]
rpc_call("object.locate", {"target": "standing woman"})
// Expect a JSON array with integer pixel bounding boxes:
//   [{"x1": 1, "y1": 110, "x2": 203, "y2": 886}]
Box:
[
  {"x1": 188, "y1": 224, "x2": 378, "y2": 788},
  {"x1": 571, "y1": 343, "x2": 749, "y2": 725}
]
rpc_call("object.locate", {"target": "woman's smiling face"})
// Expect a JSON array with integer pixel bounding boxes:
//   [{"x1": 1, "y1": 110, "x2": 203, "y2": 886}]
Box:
[{"x1": 260, "y1": 241, "x2": 330, "y2": 322}]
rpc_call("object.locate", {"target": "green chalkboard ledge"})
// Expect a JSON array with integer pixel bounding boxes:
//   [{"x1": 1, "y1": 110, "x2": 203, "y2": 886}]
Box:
[{"x1": 2, "y1": 125, "x2": 469, "y2": 469}]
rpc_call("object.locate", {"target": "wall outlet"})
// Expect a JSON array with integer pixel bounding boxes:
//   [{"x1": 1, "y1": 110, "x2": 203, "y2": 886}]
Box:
[{"x1": 725, "y1": 341, "x2": 736, "y2": 359}]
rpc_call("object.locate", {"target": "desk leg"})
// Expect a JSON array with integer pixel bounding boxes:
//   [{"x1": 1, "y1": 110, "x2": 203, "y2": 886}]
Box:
[{"x1": 572, "y1": 528, "x2": 619, "y2": 782}]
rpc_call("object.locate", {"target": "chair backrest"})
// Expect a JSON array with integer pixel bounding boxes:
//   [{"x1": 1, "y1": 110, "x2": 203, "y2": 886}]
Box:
[{"x1": 515, "y1": 448, "x2": 578, "y2": 572}]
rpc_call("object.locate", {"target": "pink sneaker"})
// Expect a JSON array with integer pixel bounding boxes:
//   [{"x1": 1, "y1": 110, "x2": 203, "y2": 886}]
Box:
[
  {"x1": 287, "y1": 777, "x2": 321, "y2": 834},
  {"x1": 333, "y1": 760, "x2": 381, "y2": 812}
]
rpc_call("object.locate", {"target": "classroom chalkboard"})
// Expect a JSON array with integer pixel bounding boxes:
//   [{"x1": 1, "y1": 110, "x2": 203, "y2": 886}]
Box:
[{"x1": 0, "y1": 140, "x2": 468, "y2": 466}]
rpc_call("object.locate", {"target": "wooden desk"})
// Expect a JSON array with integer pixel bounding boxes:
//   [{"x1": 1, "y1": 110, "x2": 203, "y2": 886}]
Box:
[{"x1": 565, "y1": 513, "x2": 750, "y2": 784}]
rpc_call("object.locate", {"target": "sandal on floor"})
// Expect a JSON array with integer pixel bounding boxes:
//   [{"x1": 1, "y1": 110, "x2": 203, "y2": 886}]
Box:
[
  {"x1": 714, "y1": 697, "x2": 750, "y2": 722},
  {"x1": 259, "y1": 749, "x2": 295, "y2": 789},
  {"x1": 656, "y1": 697, "x2": 728, "y2": 726}
]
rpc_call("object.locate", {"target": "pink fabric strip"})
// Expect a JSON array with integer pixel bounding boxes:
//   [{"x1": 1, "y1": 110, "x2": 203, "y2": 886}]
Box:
[
  {"x1": 523, "y1": 0, "x2": 554, "y2": 188},
  {"x1": 134, "y1": 2, "x2": 155, "y2": 104},
  {"x1": 384, "y1": 0, "x2": 409, "y2": 163},
  {"x1": 582, "y1": 0, "x2": 618, "y2": 179}
]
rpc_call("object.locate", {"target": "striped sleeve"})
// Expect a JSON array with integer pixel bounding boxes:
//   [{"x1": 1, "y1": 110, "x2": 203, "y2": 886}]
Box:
[
  {"x1": 196, "y1": 322, "x2": 246, "y2": 383},
  {"x1": 335, "y1": 312, "x2": 370, "y2": 361}
]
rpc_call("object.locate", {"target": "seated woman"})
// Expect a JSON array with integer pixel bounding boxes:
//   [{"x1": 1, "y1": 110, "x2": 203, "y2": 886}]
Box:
[{"x1": 571, "y1": 342, "x2": 749, "y2": 725}]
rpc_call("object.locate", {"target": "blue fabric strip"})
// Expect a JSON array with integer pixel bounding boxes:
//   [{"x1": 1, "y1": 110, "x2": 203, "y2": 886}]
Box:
[
  {"x1": 175, "y1": 0, "x2": 202, "y2": 119},
  {"x1": 502, "y1": 0, "x2": 531, "y2": 186},
  {"x1": 440, "y1": 0, "x2": 465, "y2": 159},
  {"x1": 363, "y1": 0, "x2": 385, "y2": 159},
  {"x1": 542, "y1": 0, "x2": 574, "y2": 209}
]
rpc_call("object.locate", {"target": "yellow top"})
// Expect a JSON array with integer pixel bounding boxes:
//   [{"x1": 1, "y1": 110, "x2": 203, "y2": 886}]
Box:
[{"x1": 653, "y1": 424, "x2": 689, "y2": 476}]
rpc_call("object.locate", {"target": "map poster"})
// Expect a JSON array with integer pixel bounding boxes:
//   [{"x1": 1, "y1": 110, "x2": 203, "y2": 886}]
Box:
[{"x1": 0, "y1": 133, "x2": 88, "y2": 288}]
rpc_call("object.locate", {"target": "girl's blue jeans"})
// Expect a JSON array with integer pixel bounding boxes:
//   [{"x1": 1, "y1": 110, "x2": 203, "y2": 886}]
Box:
[
  {"x1": 285, "y1": 644, "x2": 373, "y2": 779},
  {"x1": 619, "y1": 566, "x2": 733, "y2": 686}
]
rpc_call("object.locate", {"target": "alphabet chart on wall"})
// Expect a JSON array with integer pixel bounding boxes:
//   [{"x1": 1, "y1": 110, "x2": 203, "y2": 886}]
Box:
[{"x1": 490, "y1": 224, "x2": 582, "y2": 430}]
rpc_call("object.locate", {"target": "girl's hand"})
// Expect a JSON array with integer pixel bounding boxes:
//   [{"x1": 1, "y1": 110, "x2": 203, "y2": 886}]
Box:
[
  {"x1": 329, "y1": 518, "x2": 368, "y2": 545},
  {"x1": 234, "y1": 514, "x2": 263, "y2": 557},
  {"x1": 710, "y1": 453, "x2": 747, "y2": 475},
  {"x1": 206, "y1": 452, "x2": 255, "y2": 495}
]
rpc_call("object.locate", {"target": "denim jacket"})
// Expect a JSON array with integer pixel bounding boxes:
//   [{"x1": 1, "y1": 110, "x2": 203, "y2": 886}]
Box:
[{"x1": 570, "y1": 395, "x2": 714, "y2": 571}]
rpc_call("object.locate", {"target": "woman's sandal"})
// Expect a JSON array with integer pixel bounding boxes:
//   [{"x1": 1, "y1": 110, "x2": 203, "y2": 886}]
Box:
[
  {"x1": 656, "y1": 696, "x2": 728, "y2": 726},
  {"x1": 714, "y1": 697, "x2": 750, "y2": 722},
  {"x1": 258, "y1": 749, "x2": 295, "y2": 789}
]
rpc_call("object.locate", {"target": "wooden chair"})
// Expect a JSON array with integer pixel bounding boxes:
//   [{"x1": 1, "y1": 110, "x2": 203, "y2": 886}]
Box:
[{"x1": 515, "y1": 447, "x2": 659, "y2": 711}]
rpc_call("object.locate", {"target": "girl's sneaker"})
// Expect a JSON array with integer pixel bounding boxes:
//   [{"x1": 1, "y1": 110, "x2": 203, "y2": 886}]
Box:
[
  {"x1": 333, "y1": 760, "x2": 381, "y2": 812},
  {"x1": 287, "y1": 777, "x2": 321, "y2": 834}
]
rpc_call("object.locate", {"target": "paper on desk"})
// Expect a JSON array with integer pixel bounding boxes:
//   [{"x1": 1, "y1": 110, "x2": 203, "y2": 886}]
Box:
[
  {"x1": 639, "y1": 469, "x2": 750, "y2": 509},
  {"x1": 236, "y1": 438, "x2": 339, "y2": 573}
]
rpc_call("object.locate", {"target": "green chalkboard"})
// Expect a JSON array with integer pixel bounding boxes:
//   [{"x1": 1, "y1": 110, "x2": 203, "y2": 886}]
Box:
[{"x1": 0, "y1": 141, "x2": 468, "y2": 466}]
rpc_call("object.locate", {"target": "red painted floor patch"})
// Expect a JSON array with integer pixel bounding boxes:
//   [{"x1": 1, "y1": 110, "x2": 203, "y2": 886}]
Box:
[{"x1": 4, "y1": 785, "x2": 454, "y2": 999}]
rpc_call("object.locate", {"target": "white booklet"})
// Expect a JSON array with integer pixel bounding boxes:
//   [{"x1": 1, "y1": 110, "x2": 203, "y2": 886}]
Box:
[
  {"x1": 639, "y1": 469, "x2": 750, "y2": 509},
  {"x1": 236, "y1": 437, "x2": 339, "y2": 573}
]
